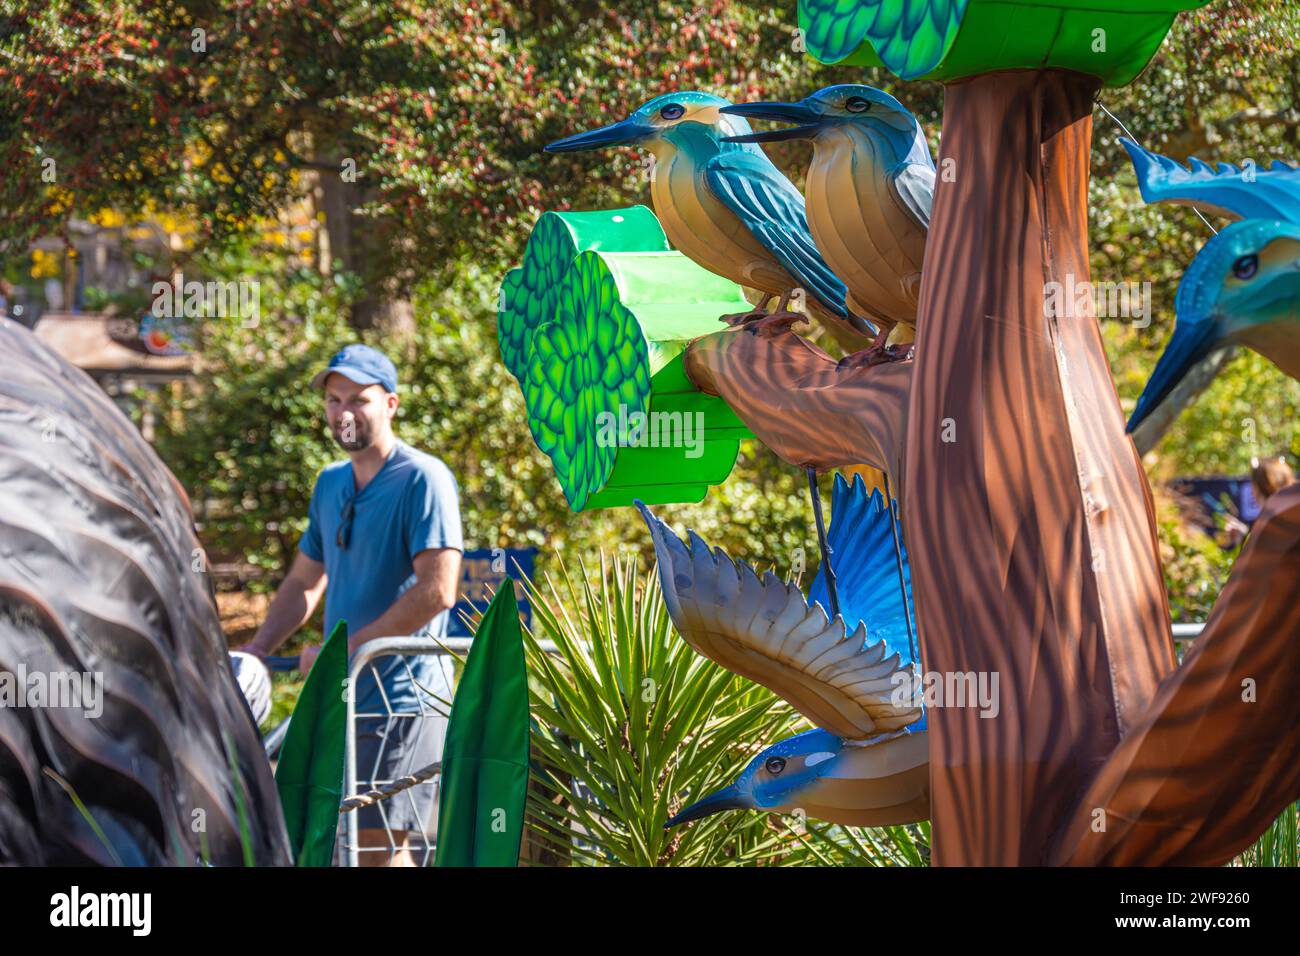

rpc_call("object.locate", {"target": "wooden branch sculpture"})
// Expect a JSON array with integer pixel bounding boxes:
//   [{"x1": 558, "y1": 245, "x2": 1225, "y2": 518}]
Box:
[
  {"x1": 1051, "y1": 483, "x2": 1300, "y2": 865},
  {"x1": 683, "y1": 329, "x2": 911, "y2": 481},
  {"x1": 904, "y1": 69, "x2": 1178, "y2": 865}
]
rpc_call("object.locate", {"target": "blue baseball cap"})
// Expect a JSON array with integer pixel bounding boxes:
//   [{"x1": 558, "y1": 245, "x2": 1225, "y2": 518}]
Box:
[{"x1": 311, "y1": 344, "x2": 399, "y2": 393}]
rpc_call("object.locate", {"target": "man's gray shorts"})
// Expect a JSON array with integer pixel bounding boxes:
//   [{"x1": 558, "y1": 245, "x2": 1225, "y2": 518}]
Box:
[{"x1": 351, "y1": 654, "x2": 453, "y2": 837}]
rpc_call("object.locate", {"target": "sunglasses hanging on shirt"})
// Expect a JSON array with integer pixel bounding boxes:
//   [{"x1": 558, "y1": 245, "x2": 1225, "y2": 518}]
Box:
[{"x1": 337, "y1": 497, "x2": 356, "y2": 550}]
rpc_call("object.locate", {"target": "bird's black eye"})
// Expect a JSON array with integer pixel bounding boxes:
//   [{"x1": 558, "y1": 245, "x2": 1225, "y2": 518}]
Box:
[
  {"x1": 845, "y1": 96, "x2": 871, "y2": 113},
  {"x1": 1233, "y1": 254, "x2": 1259, "y2": 280},
  {"x1": 660, "y1": 103, "x2": 686, "y2": 121},
  {"x1": 765, "y1": 756, "x2": 786, "y2": 775}
]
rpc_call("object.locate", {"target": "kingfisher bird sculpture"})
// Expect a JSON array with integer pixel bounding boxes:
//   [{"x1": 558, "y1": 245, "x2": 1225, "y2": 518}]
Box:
[
  {"x1": 511, "y1": 0, "x2": 1300, "y2": 869},
  {"x1": 545, "y1": 91, "x2": 878, "y2": 350},
  {"x1": 722, "y1": 85, "x2": 934, "y2": 362},
  {"x1": 638, "y1": 476, "x2": 929, "y2": 829},
  {"x1": 1122, "y1": 141, "x2": 1300, "y2": 435}
]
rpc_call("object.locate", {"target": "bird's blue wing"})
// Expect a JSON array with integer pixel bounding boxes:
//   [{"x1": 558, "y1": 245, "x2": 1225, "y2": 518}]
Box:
[
  {"x1": 809, "y1": 475, "x2": 916, "y2": 669},
  {"x1": 705, "y1": 151, "x2": 849, "y2": 317},
  {"x1": 809, "y1": 474, "x2": 925, "y2": 732},
  {"x1": 637, "y1": 498, "x2": 923, "y2": 739},
  {"x1": 893, "y1": 162, "x2": 935, "y2": 232}
]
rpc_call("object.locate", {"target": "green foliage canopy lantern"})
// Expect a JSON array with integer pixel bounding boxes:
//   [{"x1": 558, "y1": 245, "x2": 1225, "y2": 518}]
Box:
[
  {"x1": 799, "y1": 0, "x2": 1213, "y2": 86},
  {"x1": 499, "y1": 206, "x2": 753, "y2": 511}
]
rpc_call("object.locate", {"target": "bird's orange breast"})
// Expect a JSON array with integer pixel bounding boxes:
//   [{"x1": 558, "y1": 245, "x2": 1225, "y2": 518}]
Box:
[
  {"x1": 1233, "y1": 317, "x2": 1300, "y2": 380},
  {"x1": 806, "y1": 127, "x2": 928, "y2": 328},
  {"x1": 649, "y1": 149, "x2": 798, "y2": 298}
]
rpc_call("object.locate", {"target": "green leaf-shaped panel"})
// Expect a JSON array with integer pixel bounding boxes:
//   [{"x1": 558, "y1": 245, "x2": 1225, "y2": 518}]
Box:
[
  {"x1": 498, "y1": 206, "x2": 667, "y2": 382},
  {"x1": 434, "y1": 585, "x2": 530, "y2": 868},
  {"x1": 499, "y1": 212, "x2": 754, "y2": 511},
  {"x1": 274, "y1": 620, "x2": 348, "y2": 867},
  {"x1": 520, "y1": 251, "x2": 654, "y2": 510},
  {"x1": 800, "y1": 0, "x2": 966, "y2": 79}
]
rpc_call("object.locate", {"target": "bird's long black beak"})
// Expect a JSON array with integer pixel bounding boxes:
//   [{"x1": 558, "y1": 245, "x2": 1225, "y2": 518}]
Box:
[
  {"x1": 545, "y1": 117, "x2": 656, "y2": 153},
  {"x1": 721, "y1": 101, "x2": 822, "y2": 143},
  {"x1": 664, "y1": 783, "x2": 748, "y2": 829}
]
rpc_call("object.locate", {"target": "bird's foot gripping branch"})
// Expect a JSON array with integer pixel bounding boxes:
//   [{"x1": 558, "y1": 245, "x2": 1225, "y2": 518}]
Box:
[
  {"x1": 682, "y1": 326, "x2": 912, "y2": 484},
  {"x1": 498, "y1": 206, "x2": 752, "y2": 511}
]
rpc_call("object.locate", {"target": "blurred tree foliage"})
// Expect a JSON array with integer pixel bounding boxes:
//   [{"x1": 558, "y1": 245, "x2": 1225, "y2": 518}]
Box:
[
  {"x1": 146, "y1": 244, "x2": 353, "y2": 577},
  {"x1": 5, "y1": 0, "x2": 1298, "y2": 628},
  {"x1": 1155, "y1": 493, "x2": 1239, "y2": 624}
]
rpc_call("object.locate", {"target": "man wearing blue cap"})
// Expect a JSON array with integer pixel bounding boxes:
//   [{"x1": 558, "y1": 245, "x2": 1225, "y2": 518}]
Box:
[{"x1": 239, "y1": 344, "x2": 463, "y2": 866}]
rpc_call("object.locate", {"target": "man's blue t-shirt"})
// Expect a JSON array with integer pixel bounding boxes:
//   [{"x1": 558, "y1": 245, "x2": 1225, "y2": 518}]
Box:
[{"x1": 299, "y1": 440, "x2": 464, "y2": 713}]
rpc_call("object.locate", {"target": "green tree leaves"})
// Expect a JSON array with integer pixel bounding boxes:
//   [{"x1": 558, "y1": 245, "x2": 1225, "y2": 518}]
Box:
[
  {"x1": 499, "y1": 207, "x2": 752, "y2": 510},
  {"x1": 798, "y1": 1, "x2": 1213, "y2": 87},
  {"x1": 521, "y1": 251, "x2": 653, "y2": 509}
]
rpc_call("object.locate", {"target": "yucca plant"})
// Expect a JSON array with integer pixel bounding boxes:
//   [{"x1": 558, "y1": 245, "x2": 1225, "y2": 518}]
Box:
[
  {"x1": 512, "y1": 552, "x2": 929, "y2": 867},
  {"x1": 1235, "y1": 802, "x2": 1299, "y2": 867}
]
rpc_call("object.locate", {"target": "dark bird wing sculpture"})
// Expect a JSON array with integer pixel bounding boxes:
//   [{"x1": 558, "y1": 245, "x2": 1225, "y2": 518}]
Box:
[{"x1": 0, "y1": 319, "x2": 291, "y2": 865}]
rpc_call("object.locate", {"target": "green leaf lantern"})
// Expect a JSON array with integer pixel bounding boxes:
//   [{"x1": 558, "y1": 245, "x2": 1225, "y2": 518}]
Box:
[
  {"x1": 499, "y1": 207, "x2": 753, "y2": 511},
  {"x1": 799, "y1": 0, "x2": 1213, "y2": 86},
  {"x1": 498, "y1": 206, "x2": 668, "y2": 382}
]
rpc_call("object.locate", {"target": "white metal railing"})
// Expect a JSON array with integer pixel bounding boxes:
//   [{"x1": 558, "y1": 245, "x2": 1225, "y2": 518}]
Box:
[
  {"x1": 342, "y1": 636, "x2": 458, "y2": 867},
  {"x1": 342, "y1": 635, "x2": 558, "y2": 867}
]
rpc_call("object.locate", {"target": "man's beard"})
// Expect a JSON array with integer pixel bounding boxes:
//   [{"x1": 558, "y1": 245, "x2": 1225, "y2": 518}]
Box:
[{"x1": 332, "y1": 419, "x2": 373, "y2": 452}]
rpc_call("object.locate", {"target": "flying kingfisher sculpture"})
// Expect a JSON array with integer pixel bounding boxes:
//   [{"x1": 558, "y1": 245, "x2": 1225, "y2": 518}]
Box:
[
  {"x1": 1122, "y1": 141, "x2": 1300, "y2": 435},
  {"x1": 545, "y1": 91, "x2": 877, "y2": 349},
  {"x1": 637, "y1": 475, "x2": 929, "y2": 829},
  {"x1": 722, "y1": 85, "x2": 934, "y2": 362}
]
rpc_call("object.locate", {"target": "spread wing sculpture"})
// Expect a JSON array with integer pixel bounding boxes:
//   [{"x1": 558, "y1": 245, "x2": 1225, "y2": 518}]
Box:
[
  {"x1": 0, "y1": 319, "x2": 291, "y2": 866},
  {"x1": 637, "y1": 474, "x2": 928, "y2": 829},
  {"x1": 1123, "y1": 140, "x2": 1300, "y2": 222}
]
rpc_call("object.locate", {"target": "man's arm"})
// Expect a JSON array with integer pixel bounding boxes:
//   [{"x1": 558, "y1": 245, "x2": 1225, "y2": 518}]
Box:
[
  {"x1": 238, "y1": 551, "x2": 327, "y2": 657},
  {"x1": 345, "y1": 547, "x2": 462, "y2": 655}
]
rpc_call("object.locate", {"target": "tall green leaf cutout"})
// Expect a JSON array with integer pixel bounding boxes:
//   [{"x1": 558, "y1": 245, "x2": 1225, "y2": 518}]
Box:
[
  {"x1": 274, "y1": 619, "x2": 348, "y2": 867},
  {"x1": 434, "y1": 585, "x2": 529, "y2": 867}
]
